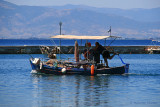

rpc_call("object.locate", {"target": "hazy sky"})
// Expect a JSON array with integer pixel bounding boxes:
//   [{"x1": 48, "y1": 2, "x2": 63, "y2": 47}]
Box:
[{"x1": 4, "y1": 0, "x2": 160, "y2": 9}]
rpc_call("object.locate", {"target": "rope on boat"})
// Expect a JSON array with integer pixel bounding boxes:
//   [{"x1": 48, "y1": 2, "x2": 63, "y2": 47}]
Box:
[
  {"x1": 50, "y1": 39, "x2": 71, "y2": 59},
  {"x1": 28, "y1": 54, "x2": 34, "y2": 59},
  {"x1": 118, "y1": 55, "x2": 126, "y2": 64},
  {"x1": 104, "y1": 37, "x2": 127, "y2": 65}
]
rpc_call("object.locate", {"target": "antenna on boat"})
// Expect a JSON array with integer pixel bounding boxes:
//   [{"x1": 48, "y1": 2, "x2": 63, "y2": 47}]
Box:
[{"x1": 59, "y1": 22, "x2": 62, "y2": 35}]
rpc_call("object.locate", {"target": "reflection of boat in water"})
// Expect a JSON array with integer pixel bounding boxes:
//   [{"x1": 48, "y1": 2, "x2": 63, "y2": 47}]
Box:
[{"x1": 30, "y1": 35, "x2": 129, "y2": 75}]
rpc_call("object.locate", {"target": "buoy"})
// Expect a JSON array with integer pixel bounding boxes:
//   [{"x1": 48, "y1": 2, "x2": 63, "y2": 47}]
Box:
[
  {"x1": 40, "y1": 62, "x2": 43, "y2": 69},
  {"x1": 61, "y1": 68, "x2": 66, "y2": 74},
  {"x1": 91, "y1": 65, "x2": 94, "y2": 76}
]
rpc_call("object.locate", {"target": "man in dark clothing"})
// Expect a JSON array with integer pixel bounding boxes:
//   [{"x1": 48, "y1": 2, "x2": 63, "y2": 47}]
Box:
[{"x1": 94, "y1": 42, "x2": 117, "y2": 67}]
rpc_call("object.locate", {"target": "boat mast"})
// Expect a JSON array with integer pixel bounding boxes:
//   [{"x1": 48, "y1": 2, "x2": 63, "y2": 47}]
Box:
[{"x1": 59, "y1": 21, "x2": 62, "y2": 59}]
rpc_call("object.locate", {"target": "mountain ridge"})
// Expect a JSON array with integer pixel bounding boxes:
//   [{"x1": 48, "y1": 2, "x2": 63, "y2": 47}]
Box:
[{"x1": 0, "y1": 0, "x2": 160, "y2": 39}]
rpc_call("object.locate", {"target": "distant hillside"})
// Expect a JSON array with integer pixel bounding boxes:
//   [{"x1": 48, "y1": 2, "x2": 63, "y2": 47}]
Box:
[
  {"x1": 52, "y1": 4, "x2": 160, "y2": 22},
  {"x1": 0, "y1": 0, "x2": 160, "y2": 39}
]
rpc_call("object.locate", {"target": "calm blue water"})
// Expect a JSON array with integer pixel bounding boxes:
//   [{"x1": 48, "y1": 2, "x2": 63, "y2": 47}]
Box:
[
  {"x1": 0, "y1": 39, "x2": 160, "y2": 46},
  {"x1": 0, "y1": 54, "x2": 160, "y2": 107}
]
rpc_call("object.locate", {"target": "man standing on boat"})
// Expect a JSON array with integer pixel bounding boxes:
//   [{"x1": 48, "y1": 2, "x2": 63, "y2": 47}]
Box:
[{"x1": 94, "y1": 42, "x2": 117, "y2": 68}]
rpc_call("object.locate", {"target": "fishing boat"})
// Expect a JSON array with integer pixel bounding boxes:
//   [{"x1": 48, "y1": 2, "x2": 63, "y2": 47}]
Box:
[
  {"x1": 30, "y1": 35, "x2": 129, "y2": 75},
  {"x1": 147, "y1": 47, "x2": 160, "y2": 54},
  {"x1": 147, "y1": 39, "x2": 160, "y2": 54}
]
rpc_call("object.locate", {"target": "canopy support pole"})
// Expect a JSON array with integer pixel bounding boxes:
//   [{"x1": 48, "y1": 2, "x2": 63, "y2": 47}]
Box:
[
  {"x1": 59, "y1": 38, "x2": 61, "y2": 60},
  {"x1": 80, "y1": 39, "x2": 82, "y2": 60}
]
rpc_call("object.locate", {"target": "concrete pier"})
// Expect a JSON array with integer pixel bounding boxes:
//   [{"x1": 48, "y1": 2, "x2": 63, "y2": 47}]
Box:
[{"x1": 0, "y1": 46, "x2": 157, "y2": 54}]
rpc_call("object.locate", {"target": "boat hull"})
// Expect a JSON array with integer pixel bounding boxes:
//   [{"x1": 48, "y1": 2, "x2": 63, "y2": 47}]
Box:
[{"x1": 30, "y1": 59, "x2": 129, "y2": 75}]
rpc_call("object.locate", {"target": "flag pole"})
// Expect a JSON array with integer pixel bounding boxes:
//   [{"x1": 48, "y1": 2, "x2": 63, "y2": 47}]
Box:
[{"x1": 110, "y1": 26, "x2": 111, "y2": 36}]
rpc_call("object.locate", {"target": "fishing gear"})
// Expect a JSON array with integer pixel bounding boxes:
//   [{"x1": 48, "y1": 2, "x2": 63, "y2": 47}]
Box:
[{"x1": 118, "y1": 55, "x2": 126, "y2": 64}]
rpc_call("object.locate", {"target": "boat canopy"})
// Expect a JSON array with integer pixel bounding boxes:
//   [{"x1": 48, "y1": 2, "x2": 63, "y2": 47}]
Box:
[{"x1": 50, "y1": 35, "x2": 120, "y2": 40}]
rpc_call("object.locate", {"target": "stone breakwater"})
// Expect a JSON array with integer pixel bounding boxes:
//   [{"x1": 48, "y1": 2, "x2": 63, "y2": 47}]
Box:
[{"x1": 0, "y1": 46, "x2": 157, "y2": 54}]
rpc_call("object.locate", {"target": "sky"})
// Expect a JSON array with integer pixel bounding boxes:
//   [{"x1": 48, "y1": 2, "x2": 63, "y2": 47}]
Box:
[{"x1": 4, "y1": 0, "x2": 160, "y2": 9}]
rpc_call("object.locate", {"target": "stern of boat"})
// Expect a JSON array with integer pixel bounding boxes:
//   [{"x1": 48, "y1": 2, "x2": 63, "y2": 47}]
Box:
[{"x1": 124, "y1": 63, "x2": 130, "y2": 73}]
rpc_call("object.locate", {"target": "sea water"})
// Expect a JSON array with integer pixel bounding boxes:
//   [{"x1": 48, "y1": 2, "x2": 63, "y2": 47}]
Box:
[
  {"x1": 0, "y1": 54, "x2": 160, "y2": 107},
  {"x1": 0, "y1": 39, "x2": 160, "y2": 46}
]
